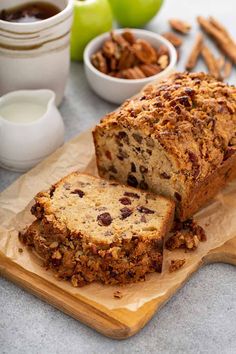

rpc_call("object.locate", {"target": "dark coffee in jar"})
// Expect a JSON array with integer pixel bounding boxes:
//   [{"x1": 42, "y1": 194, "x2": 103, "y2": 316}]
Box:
[{"x1": 0, "y1": 2, "x2": 60, "y2": 23}]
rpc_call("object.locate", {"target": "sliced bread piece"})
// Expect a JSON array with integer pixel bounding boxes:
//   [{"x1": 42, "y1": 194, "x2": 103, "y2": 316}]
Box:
[{"x1": 20, "y1": 172, "x2": 174, "y2": 286}]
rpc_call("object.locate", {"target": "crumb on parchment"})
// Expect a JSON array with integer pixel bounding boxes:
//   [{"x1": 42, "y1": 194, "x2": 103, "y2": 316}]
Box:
[
  {"x1": 169, "y1": 259, "x2": 186, "y2": 273},
  {"x1": 113, "y1": 290, "x2": 123, "y2": 299}
]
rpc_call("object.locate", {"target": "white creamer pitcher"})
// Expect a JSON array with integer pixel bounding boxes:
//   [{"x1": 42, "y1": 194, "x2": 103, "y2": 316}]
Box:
[{"x1": 0, "y1": 89, "x2": 65, "y2": 171}]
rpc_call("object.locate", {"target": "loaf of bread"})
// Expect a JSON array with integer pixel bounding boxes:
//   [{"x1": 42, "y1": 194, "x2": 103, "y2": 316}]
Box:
[
  {"x1": 19, "y1": 173, "x2": 174, "y2": 286},
  {"x1": 93, "y1": 72, "x2": 236, "y2": 220}
]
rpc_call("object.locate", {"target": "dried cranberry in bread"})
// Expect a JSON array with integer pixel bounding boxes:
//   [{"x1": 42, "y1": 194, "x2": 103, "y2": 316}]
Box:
[
  {"x1": 93, "y1": 72, "x2": 236, "y2": 220},
  {"x1": 20, "y1": 172, "x2": 174, "y2": 286}
]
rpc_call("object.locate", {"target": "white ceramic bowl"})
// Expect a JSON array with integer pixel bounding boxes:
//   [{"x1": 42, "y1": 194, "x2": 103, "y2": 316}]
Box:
[
  {"x1": 0, "y1": 0, "x2": 74, "y2": 106},
  {"x1": 84, "y1": 29, "x2": 177, "y2": 105}
]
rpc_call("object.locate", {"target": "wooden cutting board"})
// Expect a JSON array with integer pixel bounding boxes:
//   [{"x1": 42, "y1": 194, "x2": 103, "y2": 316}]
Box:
[{"x1": 0, "y1": 236, "x2": 235, "y2": 339}]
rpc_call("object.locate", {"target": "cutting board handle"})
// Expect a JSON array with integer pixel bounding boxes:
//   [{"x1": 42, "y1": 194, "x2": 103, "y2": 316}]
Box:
[{"x1": 203, "y1": 236, "x2": 236, "y2": 266}]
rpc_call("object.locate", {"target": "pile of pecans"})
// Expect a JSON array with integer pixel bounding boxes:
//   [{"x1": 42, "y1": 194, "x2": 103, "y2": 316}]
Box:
[{"x1": 91, "y1": 30, "x2": 170, "y2": 80}]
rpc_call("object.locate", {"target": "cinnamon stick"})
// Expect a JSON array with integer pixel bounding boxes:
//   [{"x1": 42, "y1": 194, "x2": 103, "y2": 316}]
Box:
[
  {"x1": 201, "y1": 45, "x2": 222, "y2": 80},
  {"x1": 223, "y1": 61, "x2": 232, "y2": 79},
  {"x1": 217, "y1": 56, "x2": 225, "y2": 71},
  {"x1": 209, "y1": 17, "x2": 235, "y2": 42},
  {"x1": 185, "y1": 33, "x2": 203, "y2": 70},
  {"x1": 197, "y1": 16, "x2": 236, "y2": 64}
]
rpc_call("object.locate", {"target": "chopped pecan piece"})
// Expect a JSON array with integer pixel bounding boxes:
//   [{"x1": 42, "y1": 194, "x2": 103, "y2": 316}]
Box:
[
  {"x1": 52, "y1": 250, "x2": 62, "y2": 260},
  {"x1": 169, "y1": 259, "x2": 186, "y2": 272},
  {"x1": 166, "y1": 219, "x2": 207, "y2": 251},
  {"x1": 49, "y1": 242, "x2": 59, "y2": 249},
  {"x1": 223, "y1": 147, "x2": 236, "y2": 161}
]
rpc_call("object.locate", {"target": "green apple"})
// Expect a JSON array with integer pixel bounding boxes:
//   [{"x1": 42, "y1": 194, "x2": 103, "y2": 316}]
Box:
[
  {"x1": 71, "y1": 0, "x2": 113, "y2": 61},
  {"x1": 108, "y1": 0, "x2": 164, "y2": 28}
]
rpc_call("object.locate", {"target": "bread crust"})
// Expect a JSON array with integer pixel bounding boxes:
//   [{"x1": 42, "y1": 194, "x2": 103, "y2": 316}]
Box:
[{"x1": 179, "y1": 152, "x2": 236, "y2": 220}]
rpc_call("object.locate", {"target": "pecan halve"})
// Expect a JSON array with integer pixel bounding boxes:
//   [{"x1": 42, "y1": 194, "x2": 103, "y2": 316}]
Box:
[
  {"x1": 120, "y1": 66, "x2": 146, "y2": 79},
  {"x1": 91, "y1": 51, "x2": 108, "y2": 74},
  {"x1": 132, "y1": 39, "x2": 157, "y2": 64},
  {"x1": 139, "y1": 64, "x2": 162, "y2": 77},
  {"x1": 121, "y1": 30, "x2": 136, "y2": 45},
  {"x1": 169, "y1": 18, "x2": 191, "y2": 34},
  {"x1": 162, "y1": 32, "x2": 183, "y2": 47},
  {"x1": 111, "y1": 31, "x2": 130, "y2": 49},
  {"x1": 118, "y1": 47, "x2": 136, "y2": 70},
  {"x1": 102, "y1": 40, "x2": 117, "y2": 58}
]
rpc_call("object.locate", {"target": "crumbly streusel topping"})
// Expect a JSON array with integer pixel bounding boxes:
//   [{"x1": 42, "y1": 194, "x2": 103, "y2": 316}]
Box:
[{"x1": 100, "y1": 72, "x2": 236, "y2": 181}]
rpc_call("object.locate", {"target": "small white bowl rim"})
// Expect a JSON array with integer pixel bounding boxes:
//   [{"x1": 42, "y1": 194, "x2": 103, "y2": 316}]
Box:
[
  {"x1": 0, "y1": 0, "x2": 74, "y2": 28},
  {"x1": 84, "y1": 28, "x2": 177, "y2": 85},
  {"x1": 0, "y1": 89, "x2": 56, "y2": 127}
]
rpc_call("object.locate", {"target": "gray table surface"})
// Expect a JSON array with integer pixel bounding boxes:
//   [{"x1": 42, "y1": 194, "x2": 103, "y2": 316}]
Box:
[{"x1": 1, "y1": 0, "x2": 236, "y2": 353}]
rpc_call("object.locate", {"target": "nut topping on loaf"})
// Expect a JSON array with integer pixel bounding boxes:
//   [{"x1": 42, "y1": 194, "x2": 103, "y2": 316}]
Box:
[
  {"x1": 20, "y1": 173, "x2": 175, "y2": 286},
  {"x1": 93, "y1": 72, "x2": 236, "y2": 220}
]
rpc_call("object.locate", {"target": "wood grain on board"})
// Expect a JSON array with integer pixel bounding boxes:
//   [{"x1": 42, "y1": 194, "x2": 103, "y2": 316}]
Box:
[{"x1": 0, "y1": 236, "x2": 235, "y2": 339}]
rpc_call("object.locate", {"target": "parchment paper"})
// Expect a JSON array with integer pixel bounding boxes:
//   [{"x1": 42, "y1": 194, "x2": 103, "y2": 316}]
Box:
[{"x1": 0, "y1": 129, "x2": 236, "y2": 311}]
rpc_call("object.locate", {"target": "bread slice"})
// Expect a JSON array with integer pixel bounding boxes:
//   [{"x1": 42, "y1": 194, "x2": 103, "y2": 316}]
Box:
[
  {"x1": 93, "y1": 72, "x2": 236, "y2": 220},
  {"x1": 20, "y1": 172, "x2": 174, "y2": 286}
]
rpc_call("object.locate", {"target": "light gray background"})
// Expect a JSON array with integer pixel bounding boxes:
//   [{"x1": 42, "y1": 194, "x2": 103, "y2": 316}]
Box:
[{"x1": 1, "y1": 0, "x2": 236, "y2": 353}]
